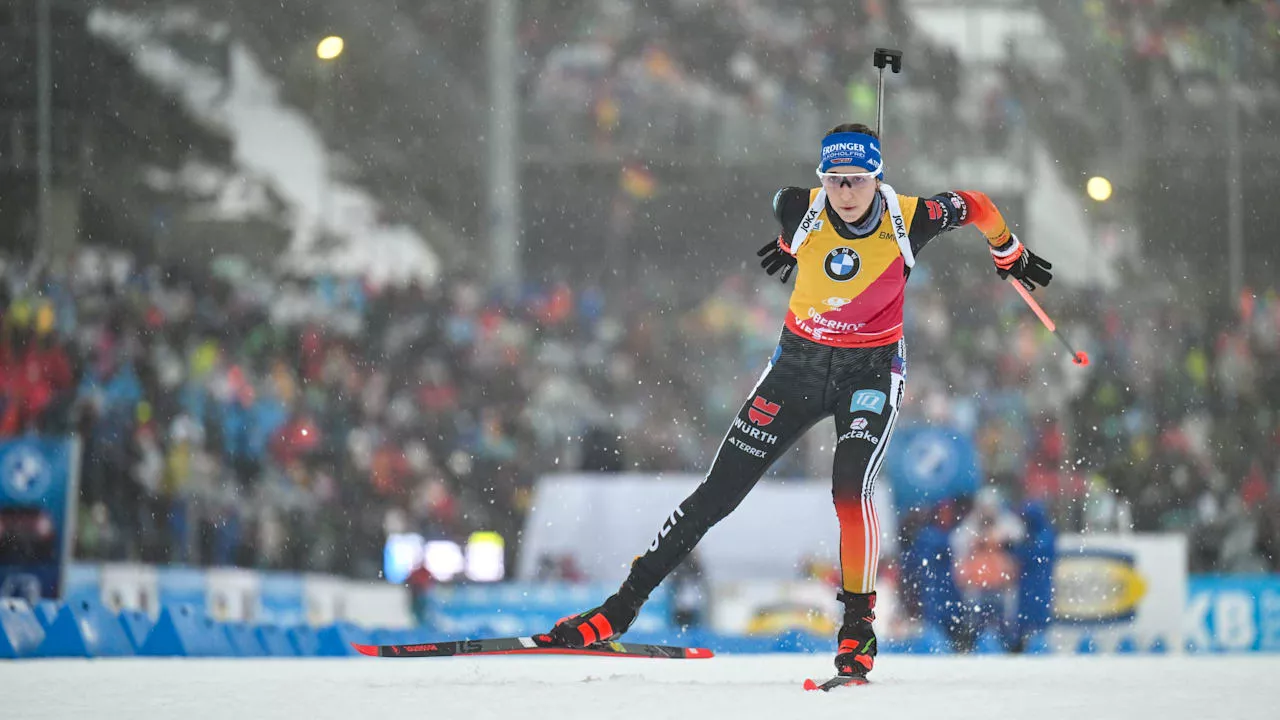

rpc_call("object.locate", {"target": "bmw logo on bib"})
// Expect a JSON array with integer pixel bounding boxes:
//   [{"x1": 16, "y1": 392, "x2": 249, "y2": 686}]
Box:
[{"x1": 824, "y1": 247, "x2": 861, "y2": 282}]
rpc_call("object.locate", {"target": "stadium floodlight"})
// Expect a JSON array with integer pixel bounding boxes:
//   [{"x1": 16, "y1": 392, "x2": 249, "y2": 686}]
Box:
[
  {"x1": 316, "y1": 36, "x2": 345, "y2": 61},
  {"x1": 1087, "y1": 176, "x2": 1113, "y2": 202}
]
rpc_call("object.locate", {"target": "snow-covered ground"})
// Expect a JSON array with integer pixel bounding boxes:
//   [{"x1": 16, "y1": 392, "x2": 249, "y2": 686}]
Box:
[{"x1": 6, "y1": 655, "x2": 1275, "y2": 720}]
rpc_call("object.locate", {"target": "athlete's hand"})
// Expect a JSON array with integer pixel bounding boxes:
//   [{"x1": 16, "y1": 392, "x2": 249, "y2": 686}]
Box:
[
  {"x1": 758, "y1": 236, "x2": 797, "y2": 284},
  {"x1": 990, "y1": 235, "x2": 1052, "y2": 291}
]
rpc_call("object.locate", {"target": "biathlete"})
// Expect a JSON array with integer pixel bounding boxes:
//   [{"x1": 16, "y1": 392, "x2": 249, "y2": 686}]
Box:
[{"x1": 537, "y1": 122, "x2": 1053, "y2": 680}]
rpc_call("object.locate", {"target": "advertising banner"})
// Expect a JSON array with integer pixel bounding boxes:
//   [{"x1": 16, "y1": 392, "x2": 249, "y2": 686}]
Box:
[
  {"x1": 1049, "y1": 533, "x2": 1186, "y2": 651},
  {"x1": 0, "y1": 437, "x2": 80, "y2": 602},
  {"x1": 427, "y1": 582, "x2": 672, "y2": 637},
  {"x1": 1185, "y1": 575, "x2": 1280, "y2": 652},
  {"x1": 882, "y1": 426, "x2": 980, "y2": 513},
  {"x1": 67, "y1": 562, "x2": 411, "y2": 627}
]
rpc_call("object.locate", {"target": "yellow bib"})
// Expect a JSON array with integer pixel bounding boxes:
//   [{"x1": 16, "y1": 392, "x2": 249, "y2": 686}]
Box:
[{"x1": 785, "y1": 188, "x2": 919, "y2": 348}]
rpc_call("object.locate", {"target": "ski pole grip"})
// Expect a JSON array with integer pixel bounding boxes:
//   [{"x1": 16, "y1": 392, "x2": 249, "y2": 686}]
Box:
[{"x1": 873, "y1": 48, "x2": 903, "y2": 73}]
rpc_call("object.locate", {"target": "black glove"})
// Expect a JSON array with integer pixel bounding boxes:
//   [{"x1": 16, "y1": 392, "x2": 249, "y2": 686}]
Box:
[
  {"x1": 991, "y1": 235, "x2": 1052, "y2": 291},
  {"x1": 758, "y1": 236, "x2": 797, "y2": 283}
]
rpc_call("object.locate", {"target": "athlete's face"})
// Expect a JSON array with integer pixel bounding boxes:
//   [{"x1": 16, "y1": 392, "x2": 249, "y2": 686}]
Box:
[{"x1": 821, "y1": 168, "x2": 880, "y2": 224}]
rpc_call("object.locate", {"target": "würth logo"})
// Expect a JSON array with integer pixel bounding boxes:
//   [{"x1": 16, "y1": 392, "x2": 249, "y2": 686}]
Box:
[
  {"x1": 926, "y1": 199, "x2": 944, "y2": 221},
  {"x1": 747, "y1": 396, "x2": 781, "y2": 426}
]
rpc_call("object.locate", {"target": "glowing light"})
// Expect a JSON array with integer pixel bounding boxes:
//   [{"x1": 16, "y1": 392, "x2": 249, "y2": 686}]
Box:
[
  {"x1": 1086, "y1": 176, "x2": 1113, "y2": 202},
  {"x1": 465, "y1": 532, "x2": 506, "y2": 582},
  {"x1": 316, "y1": 36, "x2": 345, "y2": 60}
]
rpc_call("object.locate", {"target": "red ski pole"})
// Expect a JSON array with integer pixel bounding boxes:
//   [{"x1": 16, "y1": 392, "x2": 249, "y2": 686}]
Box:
[{"x1": 1008, "y1": 279, "x2": 1089, "y2": 366}]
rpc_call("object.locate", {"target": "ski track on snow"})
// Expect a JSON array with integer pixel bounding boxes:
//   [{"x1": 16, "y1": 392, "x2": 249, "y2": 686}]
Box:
[{"x1": 5, "y1": 655, "x2": 1277, "y2": 720}]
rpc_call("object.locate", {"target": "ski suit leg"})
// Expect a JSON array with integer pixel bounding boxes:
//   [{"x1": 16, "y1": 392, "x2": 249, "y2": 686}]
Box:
[
  {"x1": 830, "y1": 339, "x2": 906, "y2": 594},
  {"x1": 626, "y1": 333, "x2": 830, "y2": 597}
]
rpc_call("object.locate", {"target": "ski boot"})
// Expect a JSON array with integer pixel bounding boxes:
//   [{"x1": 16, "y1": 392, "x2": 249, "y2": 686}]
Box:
[
  {"x1": 834, "y1": 590, "x2": 877, "y2": 678},
  {"x1": 536, "y1": 584, "x2": 644, "y2": 648}
]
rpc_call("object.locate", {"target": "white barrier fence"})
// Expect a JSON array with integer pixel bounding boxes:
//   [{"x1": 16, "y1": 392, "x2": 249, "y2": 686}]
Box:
[{"x1": 65, "y1": 562, "x2": 414, "y2": 629}]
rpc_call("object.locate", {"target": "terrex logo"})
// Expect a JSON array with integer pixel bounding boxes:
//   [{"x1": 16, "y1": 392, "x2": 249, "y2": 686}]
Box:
[{"x1": 747, "y1": 396, "x2": 781, "y2": 427}]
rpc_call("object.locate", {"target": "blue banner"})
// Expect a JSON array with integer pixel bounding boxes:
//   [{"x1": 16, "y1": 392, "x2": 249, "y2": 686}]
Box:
[
  {"x1": 427, "y1": 583, "x2": 673, "y2": 636},
  {"x1": 258, "y1": 573, "x2": 305, "y2": 626},
  {"x1": 0, "y1": 437, "x2": 78, "y2": 602},
  {"x1": 157, "y1": 567, "x2": 209, "y2": 614},
  {"x1": 883, "y1": 426, "x2": 980, "y2": 512},
  {"x1": 1186, "y1": 575, "x2": 1280, "y2": 652}
]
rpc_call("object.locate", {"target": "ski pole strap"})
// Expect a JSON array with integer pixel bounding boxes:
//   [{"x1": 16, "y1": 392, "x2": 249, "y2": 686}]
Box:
[
  {"x1": 879, "y1": 183, "x2": 915, "y2": 268},
  {"x1": 790, "y1": 185, "x2": 913, "y2": 268},
  {"x1": 788, "y1": 188, "x2": 828, "y2": 256}
]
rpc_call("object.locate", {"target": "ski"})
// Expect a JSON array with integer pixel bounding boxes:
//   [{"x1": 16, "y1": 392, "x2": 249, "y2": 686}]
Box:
[
  {"x1": 353, "y1": 636, "x2": 714, "y2": 659},
  {"x1": 803, "y1": 674, "x2": 870, "y2": 691}
]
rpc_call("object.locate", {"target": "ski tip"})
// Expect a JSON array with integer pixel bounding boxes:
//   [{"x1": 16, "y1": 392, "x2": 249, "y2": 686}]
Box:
[
  {"x1": 351, "y1": 643, "x2": 380, "y2": 657},
  {"x1": 804, "y1": 675, "x2": 869, "y2": 691},
  {"x1": 684, "y1": 647, "x2": 715, "y2": 659}
]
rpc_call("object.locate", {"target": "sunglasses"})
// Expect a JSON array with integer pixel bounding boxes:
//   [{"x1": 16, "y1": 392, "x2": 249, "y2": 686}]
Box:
[{"x1": 815, "y1": 167, "x2": 881, "y2": 189}]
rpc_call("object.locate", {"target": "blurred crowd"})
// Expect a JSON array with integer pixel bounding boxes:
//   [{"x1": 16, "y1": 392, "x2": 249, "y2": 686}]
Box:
[
  {"x1": 1085, "y1": 0, "x2": 1280, "y2": 118},
  {"x1": 3, "y1": 0, "x2": 1278, "y2": 588},
  {"x1": 517, "y1": 0, "x2": 969, "y2": 152},
  {"x1": 3, "y1": 241, "x2": 1278, "y2": 579},
  {"x1": 902, "y1": 254, "x2": 1280, "y2": 575},
  {"x1": 0, "y1": 248, "x2": 759, "y2": 577}
]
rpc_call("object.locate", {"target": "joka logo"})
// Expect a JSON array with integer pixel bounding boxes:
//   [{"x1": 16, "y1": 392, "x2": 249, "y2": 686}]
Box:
[
  {"x1": 926, "y1": 199, "x2": 944, "y2": 221},
  {"x1": 825, "y1": 247, "x2": 861, "y2": 282},
  {"x1": 748, "y1": 396, "x2": 781, "y2": 426},
  {"x1": 800, "y1": 206, "x2": 821, "y2": 233},
  {"x1": 893, "y1": 214, "x2": 908, "y2": 241}
]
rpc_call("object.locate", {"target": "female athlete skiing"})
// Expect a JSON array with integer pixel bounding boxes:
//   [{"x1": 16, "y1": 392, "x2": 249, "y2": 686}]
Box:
[{"x1": 537, "y1": 121, "x2": 1054, "y2": 681}]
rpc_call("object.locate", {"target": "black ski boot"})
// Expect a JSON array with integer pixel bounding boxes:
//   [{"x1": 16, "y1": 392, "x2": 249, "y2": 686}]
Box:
[
  {"x1": 537, "y1": 583, "x2": 645, "y2": 648},
  {"x1": 834, "y1": 590, "x2": 877, "y2": 678}
]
